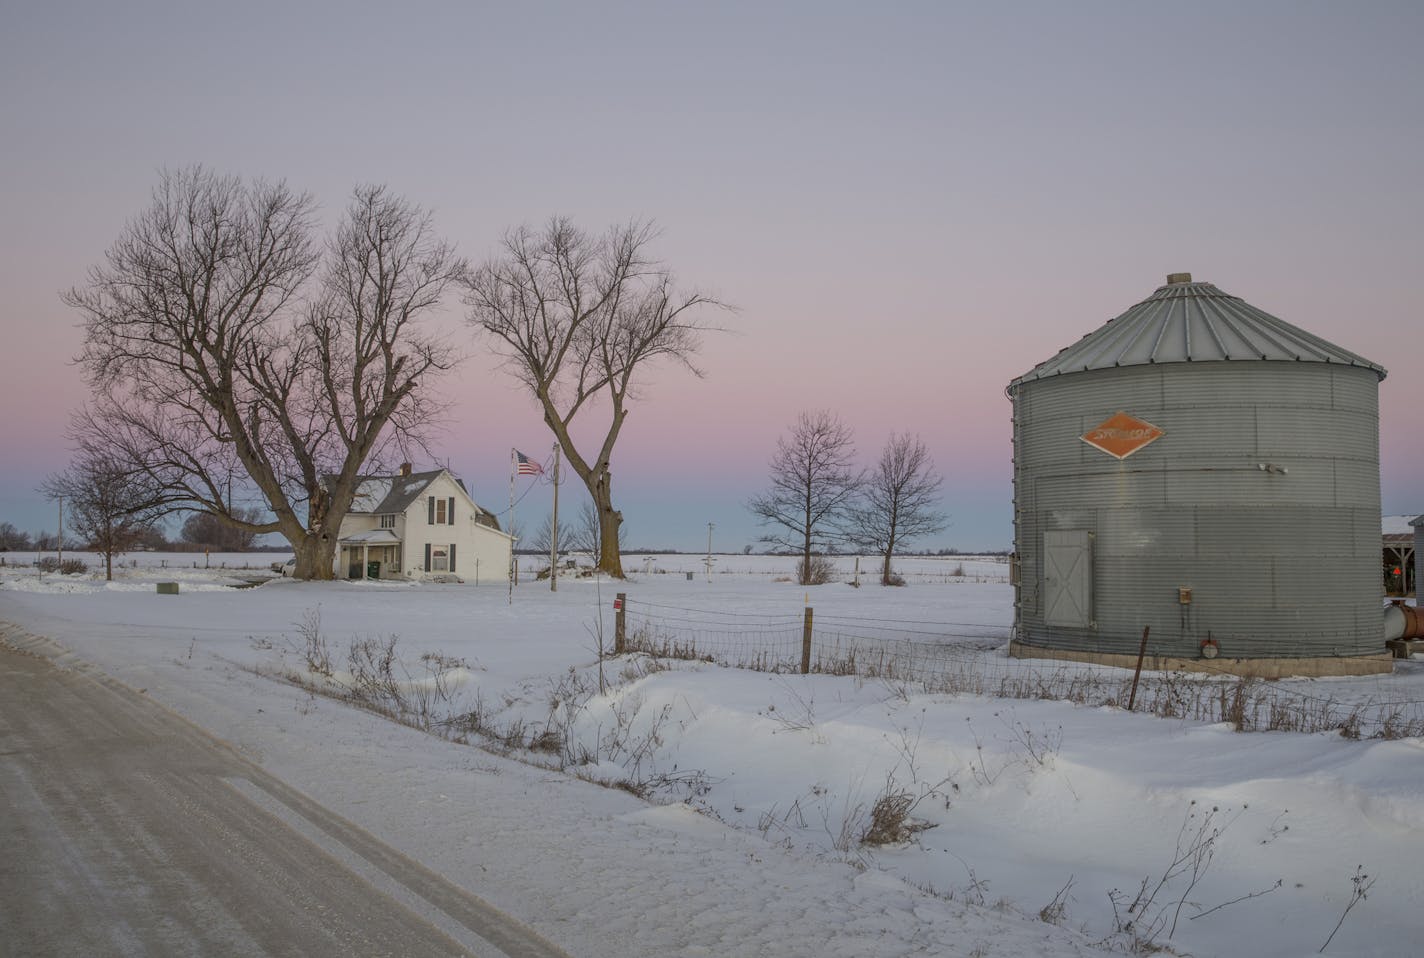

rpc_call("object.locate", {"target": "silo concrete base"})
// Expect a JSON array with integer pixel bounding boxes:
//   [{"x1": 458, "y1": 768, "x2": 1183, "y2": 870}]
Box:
[{"x1": 1009, "y1": 639, "x2": 1393, "y2": 678}]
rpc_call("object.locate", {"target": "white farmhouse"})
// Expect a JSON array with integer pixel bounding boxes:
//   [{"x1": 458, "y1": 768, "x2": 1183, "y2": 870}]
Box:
[{"x1": 334, "y1": 464, "x2": 512, "y2": 583}]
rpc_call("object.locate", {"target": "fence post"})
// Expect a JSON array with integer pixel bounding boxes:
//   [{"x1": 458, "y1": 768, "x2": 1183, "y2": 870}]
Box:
[
  {"x1": 1127, "y1": 625, "x2": 1150, "y2": 711},
  {"x1": 801, "y1": 607, "x2": 813, "y2": 674},
  {"x1": 615, "y1": 592, "x2": 626, "y2": 654}
]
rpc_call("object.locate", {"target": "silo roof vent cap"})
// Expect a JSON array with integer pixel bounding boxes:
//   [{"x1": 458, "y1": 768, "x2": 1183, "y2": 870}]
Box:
[{"x1": 1166, "y1": 272, "x2": 1192, "y2": 285}]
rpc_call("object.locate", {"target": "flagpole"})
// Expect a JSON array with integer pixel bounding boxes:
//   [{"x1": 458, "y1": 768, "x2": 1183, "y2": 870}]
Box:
[
  {"x1": 508, "y1": 448, "x2": 516, "y2": 605},
  {"x1": 550, "y1": 443, "x2": 560, "y2": 592}
]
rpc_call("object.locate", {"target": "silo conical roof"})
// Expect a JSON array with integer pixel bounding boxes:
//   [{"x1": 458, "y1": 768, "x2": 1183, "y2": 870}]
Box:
[{"x1": 1011, "y1": 274, "x2": 1387, "y2": 386}]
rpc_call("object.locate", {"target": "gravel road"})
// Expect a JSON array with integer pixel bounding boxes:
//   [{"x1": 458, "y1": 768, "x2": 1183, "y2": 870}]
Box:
[{"x1": 0, "y1": 641, "x2": 571, "y2": 958}]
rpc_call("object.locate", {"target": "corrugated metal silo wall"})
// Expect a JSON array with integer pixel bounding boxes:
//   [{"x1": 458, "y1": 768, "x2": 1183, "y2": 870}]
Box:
[
  {"x1": 1012, "y1": 361, "x2": 1383, "y2": 659},
  {"x1": 1416, "y1": 524, "x2": 1423, "y2": 594}
]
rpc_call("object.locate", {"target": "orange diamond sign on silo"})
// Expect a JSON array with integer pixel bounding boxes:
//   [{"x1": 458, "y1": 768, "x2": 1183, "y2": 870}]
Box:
[{"x1": 1081, "y1": 411, "x2": 1164, "y2": 459}]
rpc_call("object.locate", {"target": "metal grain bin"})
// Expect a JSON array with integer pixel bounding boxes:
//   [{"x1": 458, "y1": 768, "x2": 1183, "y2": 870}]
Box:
[{"x1": 1007, "y1": 274, "x2": 1391, "y2": 677}]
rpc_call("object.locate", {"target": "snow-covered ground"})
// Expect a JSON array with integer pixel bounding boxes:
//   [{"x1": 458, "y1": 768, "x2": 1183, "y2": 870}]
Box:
[{"x1": 2, "y1": 552, "x2": 1420, "y2": 957}]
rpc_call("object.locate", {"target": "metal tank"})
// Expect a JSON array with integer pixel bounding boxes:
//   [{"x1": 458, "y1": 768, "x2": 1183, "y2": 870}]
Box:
[{"x1": 1007, "y1": 273, "x2": 1391, "y2": 677}]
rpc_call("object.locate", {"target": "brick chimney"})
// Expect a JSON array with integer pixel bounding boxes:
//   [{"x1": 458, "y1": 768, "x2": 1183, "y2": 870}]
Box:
[{"x1": 399, "y1": 462, "x2": 412, "y2": 477}]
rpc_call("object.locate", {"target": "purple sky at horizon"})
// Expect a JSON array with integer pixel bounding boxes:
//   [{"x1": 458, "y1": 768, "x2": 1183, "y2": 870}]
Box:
[{"x1": 2, "y1": 2, "x2": 1420, "y2": 553}]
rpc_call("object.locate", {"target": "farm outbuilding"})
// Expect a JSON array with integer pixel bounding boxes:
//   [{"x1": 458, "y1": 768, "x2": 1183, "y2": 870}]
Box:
[
  {"x1": 1382, "y1": 515, "x2": 1418, "y2": 596},
  {"x1": 1415, "y1": 515, "x2": 1424, "y2": 592},
  {"x1": 1007, "y1": 273, "x2": 1392, "y2": 677}
]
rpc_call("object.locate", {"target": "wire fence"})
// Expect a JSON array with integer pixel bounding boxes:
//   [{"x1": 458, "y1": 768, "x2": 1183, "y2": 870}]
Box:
[
  {"x1": 620, "y1": 597, "x2": 1424, "y2": 740},
  {"x1": 622, "y1": 558, "x2": 1012, "y2": 586}
]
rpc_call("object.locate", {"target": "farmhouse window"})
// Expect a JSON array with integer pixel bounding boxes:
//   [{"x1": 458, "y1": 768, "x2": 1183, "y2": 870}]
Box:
[
  {"x1": 380, "y1": 515, "x2": 396, "y2": 529},
  {"x1": 428, "y1": 495, "x2": 457, "y2": 525}
]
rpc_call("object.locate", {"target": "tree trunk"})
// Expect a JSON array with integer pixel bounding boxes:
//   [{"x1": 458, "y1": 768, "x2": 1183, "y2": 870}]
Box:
[
  {"x1": 292, "y1": 532, "x2": 339, "y2": 581},
  {"x1": 282, "y1": 484, "x2": 348, "y2": 581},
  {"x1": 881, "y1": 520, "x2": 898, "y2": 586},
  {"x1": 801, "y1": 491, "x2": 814, "y2": 586},
  {"x1": 591, "y1": 471, "x2": 624, "y2": 578}
]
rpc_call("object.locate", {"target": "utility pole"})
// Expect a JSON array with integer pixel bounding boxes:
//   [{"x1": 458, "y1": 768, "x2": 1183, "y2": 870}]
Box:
[
  {"x1": 550, "y1": 443, "x2": 561, "y2": 592},
  {"x1": 508, "y1": 449, "x2": 515, "y2": 605},
  {"x1": 705, "y1": 522, "x2": 714, "y2": 582},
  {"x1": 57, "y1": 496, "x2": 64, "y2": 567}
]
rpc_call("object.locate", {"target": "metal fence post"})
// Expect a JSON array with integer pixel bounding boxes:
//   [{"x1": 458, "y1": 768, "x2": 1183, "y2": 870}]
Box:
[
  {"x1": 615, "y1": 592, "x2": 626, "y2": 654},
  {"x1": 1127, "y1": 625, "x2": 1150, "y2": 711},
  {"x1": 801, "y1": 607, "x2": 813, "y2": 674}
]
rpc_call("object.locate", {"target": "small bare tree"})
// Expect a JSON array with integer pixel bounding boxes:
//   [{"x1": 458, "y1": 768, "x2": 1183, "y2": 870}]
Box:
[
  {"x1": 464, "y1": 218, "x2": 726, "y2": 577},
  {"x1": 748, "y1": 410, "x2": 861, "y2": 585},
  {"x1": 0, "y1": 524, "x2": 31, "y2": 551},
  {"x1": 849, "y1": 432, "x2": 947, "y2": 585},
  {"x1": 526, "y1": 514, "x2": 554, "y2": 556},
  {"x1": 68, "y1": 169, "x2": 464, "y2": 578},
  {"x1": 180, "y1": 508, "x2": 266, "y2": 551},
  {"x1": 40, "y1": 452, "x2": 167, "y2": 580},
  {"x1": 566, "y1": 498, "x2": 627, "y2": 558}
]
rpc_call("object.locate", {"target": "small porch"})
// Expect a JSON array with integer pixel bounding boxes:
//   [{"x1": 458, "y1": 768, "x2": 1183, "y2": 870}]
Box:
[{"x1": 339, "y1": 529, "x2": 402, "y2": 580}]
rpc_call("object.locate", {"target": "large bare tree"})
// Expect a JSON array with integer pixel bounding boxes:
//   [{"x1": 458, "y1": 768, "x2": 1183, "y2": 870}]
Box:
[
  {"x1": 848, "y1": 432, "x2": 947, "y2": 585},
  {"x1": 464, "y1": 218, "x2": 724, "y2": 577},
  {"x1": 748, "y1": 410, "x2": 862, "y2": 585},
  {"x1": 67, "y1": 168, "x2": 464, "y2": 578},
  {"x1": 40, "y1": 451, "x2": 168, "y2": 580}
]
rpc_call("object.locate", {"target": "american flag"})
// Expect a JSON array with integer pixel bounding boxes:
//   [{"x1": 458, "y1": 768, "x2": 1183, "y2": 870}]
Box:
[{"x1": 515, "y1": 450, "x2": 544, "y2": 476}]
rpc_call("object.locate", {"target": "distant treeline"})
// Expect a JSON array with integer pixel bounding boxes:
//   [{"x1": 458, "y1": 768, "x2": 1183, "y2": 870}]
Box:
[
  {"x1": 6, "y1": 519, "x2": 1004, "y2": 558},
  {"x1": 514, "y1": 545, "x2": 1010, "y2": 557},
  {"x1": 0, "y1": 520, "x2": 290, "y2": 554}
]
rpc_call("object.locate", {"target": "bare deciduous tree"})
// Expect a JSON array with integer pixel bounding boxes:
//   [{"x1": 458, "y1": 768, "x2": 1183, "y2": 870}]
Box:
[
  {"x1": 0, "y1": 523, "x2": 31, "y2": 551},
  {"x1": 463, "y1": 218, "x2": 726, "y2": 577},
  {"x1": 748, "y1": 410, "x2": 862, "y2": 585},
  {"x1": 523, "y1": 514, "x2": 554, "y2": 556},
  {"x1": 180, "y1": 507, "x2": 266, "y2": 551},
  {"x1": 566, "y1": 498, "x2": 627, "y2": 558},
  {"x1": 67, "y1": 169, "x2": 465, "y2": 578},
  {"x1": 40, "y1": 453, "x2": 167, "y2": 580},
  {"x1": 848, "y1": 432, "x2": 947, "y2": 585}
]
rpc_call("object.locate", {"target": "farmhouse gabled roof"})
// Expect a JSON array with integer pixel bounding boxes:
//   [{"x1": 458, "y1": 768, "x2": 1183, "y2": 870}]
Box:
[
  {"x1": 335, "y1": 468, "x2": 502, "y2": 530},
  {"x1": 1011, "y1": 274, "x2": 1387, "y2": 387},
  {"x1": 1384, "y1": 515, "x2": 1421, "y2": 536},
  {"x1": 349, "y1": 469, "x2": 450, "y2": 515}
]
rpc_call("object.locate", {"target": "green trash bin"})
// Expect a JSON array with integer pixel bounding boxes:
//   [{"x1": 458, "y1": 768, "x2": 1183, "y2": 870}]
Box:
[{"x1": 366, "y1": 560, "x2": 381, "y2": 579}]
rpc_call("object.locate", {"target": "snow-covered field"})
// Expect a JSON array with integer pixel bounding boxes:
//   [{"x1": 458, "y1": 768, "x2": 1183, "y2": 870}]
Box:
[{"x1": 2, "y1": 552, "x2": 1421, "y2": 957}]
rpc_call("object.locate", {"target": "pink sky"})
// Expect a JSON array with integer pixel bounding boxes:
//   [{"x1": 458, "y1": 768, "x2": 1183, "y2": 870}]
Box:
[{"x1": 2, "y1": 2, "x2": 1420, "y2": 551}]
